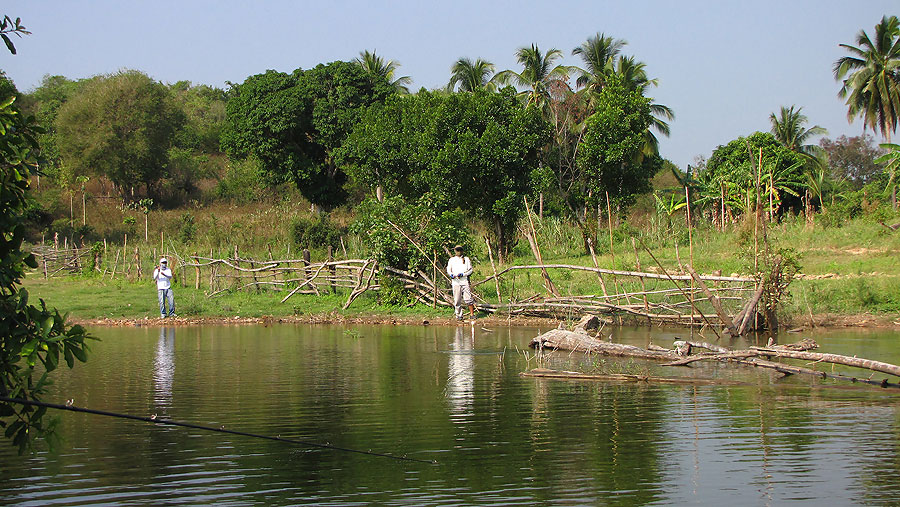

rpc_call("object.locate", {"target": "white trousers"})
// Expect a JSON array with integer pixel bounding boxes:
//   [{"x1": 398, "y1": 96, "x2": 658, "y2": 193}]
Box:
[{"x1": 452, "y1": 283, "x2": 473, "y2": 318}]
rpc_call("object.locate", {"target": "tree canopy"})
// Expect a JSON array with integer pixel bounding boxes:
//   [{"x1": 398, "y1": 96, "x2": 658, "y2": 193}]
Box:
[
  {"x1": 704, "y1": 132, "x2": 807, "y2": 216},
  {"x1": 221, "y1": 61, "x2": 395, "y2": 208},
  {"x1": 576, "y1": 75, "x2": 661, "y2": 213},
  {"x1": 338, "y1": 88, "x2": 550, "y2": 257},
  {"x1": 55, "y1": 70, "x2": 183, "y2": 199}
]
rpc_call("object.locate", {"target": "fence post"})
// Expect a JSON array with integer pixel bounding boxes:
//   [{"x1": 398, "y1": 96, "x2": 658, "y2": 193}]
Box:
[
  {"x1": 327, "y1": 246, "x2": 336, "y2": 294},
  {"x1": 302, "y1": 248, "x2": 311, "y2": 288},
  {"x1": 193, "y1": 253, "x2": 200, "y2": 290}
]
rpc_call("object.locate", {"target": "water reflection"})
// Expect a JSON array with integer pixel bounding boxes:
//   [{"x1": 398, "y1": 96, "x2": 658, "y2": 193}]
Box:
[
  {"x1": 446, "y1": 325, "x2": 475, "y2": 416},
  {"x1": 1, "y1": 324, "x2": 899, "y2": 506},
  {"x1": 153, "y1": 326, "x2": 175, "y2": 411}
]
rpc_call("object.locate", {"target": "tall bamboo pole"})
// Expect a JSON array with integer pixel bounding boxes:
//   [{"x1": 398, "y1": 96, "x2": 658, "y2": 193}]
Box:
[{"x1": 485, "y1": 237, "x2": 502, "y2": 305}]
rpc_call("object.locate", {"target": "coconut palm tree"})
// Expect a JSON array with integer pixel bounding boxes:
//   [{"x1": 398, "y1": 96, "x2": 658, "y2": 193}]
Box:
[
  {"x1": 833, "y1": 15, "x2": 900, "y2": 142},
  {"x1": 769, "y1": 105, "x2": 828, "y2": 175},
  {"x1": 493, "y1": 44, "x2": 574, "y2": 108},
  {"x1": 571, "y1": 33, "x2": 627, "y2": 94},
  {"x1": 447, "y1": 57, "x2": 496, "y2": 92},
  {"x1": 355, "y1": 50, "x2": 412, "y2": 94}
]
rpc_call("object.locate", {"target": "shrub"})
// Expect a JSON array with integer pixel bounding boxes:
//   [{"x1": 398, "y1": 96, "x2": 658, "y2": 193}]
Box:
[
  {"x1": 216, "y1": 157, "x2": 266, "y2": 204},
  {"x1": 291, "y1": 214, "x2": 344, "y2": 251},
  {"x1": 351, "y1": 195, "x2": 470, "y2": 272},
  {"x1": 178, "y1": 212, "x2": 196, "y2": 243}
]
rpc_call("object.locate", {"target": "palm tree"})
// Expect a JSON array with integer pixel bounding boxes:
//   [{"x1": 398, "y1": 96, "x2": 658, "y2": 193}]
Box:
[
  {"x1": 833, "y1": 15, "x2": 900, "y2": 142},
  {"x1": 447, "y1": 57, "x2": 495, "y2": 92},
  {"x1": 355, "y1": 50, "x2": 412, "y2": 94},
  {"x1": 769, "y1": 105, "x2": 828, "y2": 170},
  {"x1": 493, "y1": 44, "x2": 574, "y2": 108},
  {"x1": 571, "y1": 33, "x2": 627, "y2": 94}
]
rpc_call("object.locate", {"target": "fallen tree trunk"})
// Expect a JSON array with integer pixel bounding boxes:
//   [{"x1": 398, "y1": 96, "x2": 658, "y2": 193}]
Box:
[
  {"x1": 749, "y1": 347, "x2": 900, "y2": 378},
  {"x1": 520, "y1": 368, "x2": 745, "y2": 385},
  {"x1": 528, "y1": 325, "x2": 900, "y2": 387},
  {"x1": 529, "y1": 328, "x2": 675, "y2": 360}
]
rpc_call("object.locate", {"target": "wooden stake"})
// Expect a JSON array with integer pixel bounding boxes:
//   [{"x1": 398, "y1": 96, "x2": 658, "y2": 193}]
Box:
[
  {"x1": 586, "y1": 238, "x2": 609, "y2": 297},
  {"x1": 637, "y1": 237, "x2": 722, "y2": 340},
  {"x1": 686, "y1": 186, "x2": 694, "y2": 332},
  {"x1": 523, "y1": 195, "x2": 559, "y2": 297},
  {"x1": 194, "y1": 253, "x2": 200, "y2": 290},
  {"x1": 632, "y1": 237, "x2": 651, "y2": 325},
  {"x1": 485, "y1": 237, "x2": 502, "y2": 305}
]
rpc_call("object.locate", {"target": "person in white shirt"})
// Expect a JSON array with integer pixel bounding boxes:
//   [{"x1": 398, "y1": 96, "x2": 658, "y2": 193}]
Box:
[
  {"x1": 152, "y1": 257, "x2": 176, "y2": 318},
  {"x1": 446, "y1": 245, "x2": 475, "y2": 321}
]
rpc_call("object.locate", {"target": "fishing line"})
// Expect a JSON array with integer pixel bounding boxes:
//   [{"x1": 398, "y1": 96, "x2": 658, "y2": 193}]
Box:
[{"x1": 0, "y1": 396, "x2": 436, "y2": 465}]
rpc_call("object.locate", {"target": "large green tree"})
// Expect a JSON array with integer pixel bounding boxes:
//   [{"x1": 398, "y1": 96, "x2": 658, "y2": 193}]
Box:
[
  {"x1": 338, "y1": 88, "x2": 550, "y2": 258},
  {"x1": 703, "y1": 132, "x2": 806, "y2": 219},
  {"x1": 575, "y1": 75, "x2": 660, "y2": 216},
  {"x1": 20, "y1": 75, "x2": 88, "y2": 179},
  {"x1": 221, "y1": 61, "x2": 394, "y2": 208},
  {"x1": 55, "y1": 70, "x2": 183, "y2": 200}
]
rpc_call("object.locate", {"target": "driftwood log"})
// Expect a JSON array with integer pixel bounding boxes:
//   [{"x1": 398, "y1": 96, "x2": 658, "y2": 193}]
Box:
[
  {"x1": 528, "y1": 322, "x2": 900, "y2": 387},
  {"x1": 520, "y1": 368, "x2": 746, "y2": 386}
]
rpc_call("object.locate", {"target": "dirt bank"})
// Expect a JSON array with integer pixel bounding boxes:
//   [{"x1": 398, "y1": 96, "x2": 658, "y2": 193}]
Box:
[{"x1": 70, "y1": 312, "x2": 899, "y2": 330}]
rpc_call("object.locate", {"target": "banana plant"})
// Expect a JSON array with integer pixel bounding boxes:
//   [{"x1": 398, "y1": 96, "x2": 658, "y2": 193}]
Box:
[{"x1": 875, "y1": 143, "x2": 900, "y2": 210}]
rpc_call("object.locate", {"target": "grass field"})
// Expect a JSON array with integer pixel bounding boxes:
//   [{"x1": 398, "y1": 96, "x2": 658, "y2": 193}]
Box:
[{"x1": 23, "y1": 212, "x2": 900, "y2": 326}]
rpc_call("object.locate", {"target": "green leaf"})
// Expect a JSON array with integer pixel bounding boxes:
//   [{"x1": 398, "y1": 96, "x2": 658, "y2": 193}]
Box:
[
  {"x1": 43, "y1": 343, "x2": 59, "y2": 372},
  {"x1": 2, "y1": 34, "x2": 16, "y2": 55},
  {"x1": 64, "y1": 346, "x2": 74, "y2": 369},
  {"x1": 40, "y1": 316, "x2": 54, "y2": 338},
  {"x1": 70, "y1": 345, "x2": 87, "y2": 363},
  {"x1": 5, "y1": 420, "x2": 22, "y2": 439}
]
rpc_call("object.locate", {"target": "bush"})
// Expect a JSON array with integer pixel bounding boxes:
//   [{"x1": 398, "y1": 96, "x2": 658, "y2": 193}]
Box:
[
  {"x1": 351, "y1": 195, "x2": 470, "y2": 272},
  {"x1": 216, "y1": 157, "x2": 266, "y2": 204},
  {"x1": 178, "y1": 212, "x2": 197, "y2": 243},
  {"x1": 291, "y1": 214, "x2": 344, "y2": 251},
  {"x1": 377, "y1": 273, "x2": 411, "y2": 306}
]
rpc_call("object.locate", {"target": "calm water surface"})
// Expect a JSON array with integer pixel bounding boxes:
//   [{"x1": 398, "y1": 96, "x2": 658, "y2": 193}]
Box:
[{"x1": 1, "y1": 323, "x2": 899, "y2": 506}]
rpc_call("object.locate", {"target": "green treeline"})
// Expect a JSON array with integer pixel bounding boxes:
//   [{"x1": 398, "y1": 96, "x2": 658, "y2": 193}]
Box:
[{"x1": 2, "y1": 18, "x2": 900, "y2": 265}]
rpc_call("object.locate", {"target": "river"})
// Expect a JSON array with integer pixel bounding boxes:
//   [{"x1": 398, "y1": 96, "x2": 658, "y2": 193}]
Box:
[{"x1": 1, "y1": 323, "x2": 898, "y2": 506}]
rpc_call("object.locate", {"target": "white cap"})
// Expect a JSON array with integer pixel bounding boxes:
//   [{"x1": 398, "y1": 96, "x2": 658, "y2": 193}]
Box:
[{"x1": 160, "y1": 257, "x2": 168, "y2": 263}]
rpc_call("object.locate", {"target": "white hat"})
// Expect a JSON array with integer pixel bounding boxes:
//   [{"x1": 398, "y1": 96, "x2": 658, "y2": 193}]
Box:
[{"x1": 160, "y1": 257, "x2": 168, "y2": 263}]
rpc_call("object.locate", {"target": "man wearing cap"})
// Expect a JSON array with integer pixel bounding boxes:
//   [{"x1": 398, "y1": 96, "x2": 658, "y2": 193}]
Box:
[
  {"x1": 446, "y1": 245, "x2": 475, "y2": 321},
  {"x1": 153, "y1": 257, "x2": 176, "y2": 318}
]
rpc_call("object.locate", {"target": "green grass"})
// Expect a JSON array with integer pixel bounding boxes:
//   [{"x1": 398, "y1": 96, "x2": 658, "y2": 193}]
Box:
[
  {"x1": 22, "y1": 275, "x2": 452, "y2": 321},
  {"x1": 25, "y1": 210, "x2": 900, "y2": 322}
]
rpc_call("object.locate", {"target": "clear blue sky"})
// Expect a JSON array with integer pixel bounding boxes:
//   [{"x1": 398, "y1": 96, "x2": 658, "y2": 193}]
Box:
[{"x1": 2, "y1": 0, "x2": 897, "y2": 169}]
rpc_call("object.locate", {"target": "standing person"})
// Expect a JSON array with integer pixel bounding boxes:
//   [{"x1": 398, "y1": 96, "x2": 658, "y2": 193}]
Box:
[
  {"x1": 152, "y1": 257, "x2": 176, "y2": 318},
  {"x1": 446, "y1": 245, "x2": 475, "y2": 321}
]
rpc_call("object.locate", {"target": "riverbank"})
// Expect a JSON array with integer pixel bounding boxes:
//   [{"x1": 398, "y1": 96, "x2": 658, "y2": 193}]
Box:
[{"x1": 25, "y1": 275, "x2": 899, "y2": 331}]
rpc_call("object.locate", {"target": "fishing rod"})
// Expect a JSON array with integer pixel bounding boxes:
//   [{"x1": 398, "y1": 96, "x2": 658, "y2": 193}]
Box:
[{"x1": 0, "y1": 396, "x2": 436, "y2": 465}]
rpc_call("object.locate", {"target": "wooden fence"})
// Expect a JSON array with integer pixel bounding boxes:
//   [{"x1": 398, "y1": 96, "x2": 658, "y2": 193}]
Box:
[{"x1": 31, "y1": 244, "x2": 761, "y2": 334}]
